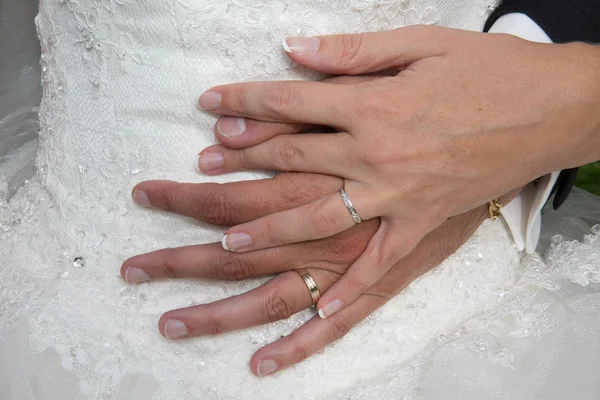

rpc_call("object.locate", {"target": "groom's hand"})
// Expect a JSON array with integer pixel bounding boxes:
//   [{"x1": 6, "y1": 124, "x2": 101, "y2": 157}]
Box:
[
  {"x1": 123, "y1": 170, "x2": 513, "y2": 376},
  {"x1": 124, "y1": 173, "x2": 380, "y2": 281}
]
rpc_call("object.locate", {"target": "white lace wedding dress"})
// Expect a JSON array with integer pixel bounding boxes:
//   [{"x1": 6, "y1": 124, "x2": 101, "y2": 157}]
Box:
[{"x1": 2, "y1": 0, "x2": 600, "y2": 399}]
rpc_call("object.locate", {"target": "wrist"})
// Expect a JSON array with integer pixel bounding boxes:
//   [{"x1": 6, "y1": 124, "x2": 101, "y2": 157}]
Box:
[
  {"x1": 586, "y1": 45, "x2": 600, "y2": 142},
  {"x1": 569, "y1": 43, "x2": 600, "y2": 166},
  {"x1": 536, "y1": 42, "x2": 600, "y2": 174}
]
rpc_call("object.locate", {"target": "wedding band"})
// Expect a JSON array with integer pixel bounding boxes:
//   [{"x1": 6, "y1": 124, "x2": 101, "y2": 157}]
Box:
[
  {"x1": 340, "y1": 188, "x2": 362, "y2": 224},
  {"x1": 489, "y1": 199, "x2": 502, "y2": 221},
  {"x1": 295, "y1": 268, "x2": 321, "y2": 307}
]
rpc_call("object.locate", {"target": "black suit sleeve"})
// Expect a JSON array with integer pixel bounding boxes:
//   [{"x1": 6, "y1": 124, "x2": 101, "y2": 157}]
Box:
[
  {"x1": 485, "y1": 0, "x2": 600, "y2": 43},
  {"x1": 485, "y1": 0, "x2": 600, "y2": 209}
]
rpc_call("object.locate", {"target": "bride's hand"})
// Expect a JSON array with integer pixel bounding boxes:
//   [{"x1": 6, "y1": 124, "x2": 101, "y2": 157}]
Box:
[
  {"x1": 124, "y1": 169, "x2": 517, "y2": 376},
  {"x1": 196, "y1": 26, "x2": 600, "y2": 319}
]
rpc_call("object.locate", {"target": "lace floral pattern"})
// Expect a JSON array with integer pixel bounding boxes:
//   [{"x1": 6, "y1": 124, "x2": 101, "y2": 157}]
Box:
[
  {"x1": 9, "y1": 0, "x2": 600, "y2": 399},
  {"x1": 52, "y1": 0, "x2": 141, "y2": 87}
]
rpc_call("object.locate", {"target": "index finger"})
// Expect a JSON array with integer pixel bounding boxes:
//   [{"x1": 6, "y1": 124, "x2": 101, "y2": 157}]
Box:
[
  {"x1": 198, "y1": 80, "x2": 354, "y2": 129},
  {"x1": 132, "y1": 173, "x2": 343, "y2": 226},
  {"x1": 214, "y1": 75, "x2": 383, "y2": 149}
]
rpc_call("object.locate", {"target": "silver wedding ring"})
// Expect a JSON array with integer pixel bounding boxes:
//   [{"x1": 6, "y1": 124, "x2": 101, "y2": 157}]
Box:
[
  {"x1": 296, "y1": 268, "x2": 321, "y2": 307},
  {"x1": 340, "y1": 188, "x2": 362, "y2": 224}
]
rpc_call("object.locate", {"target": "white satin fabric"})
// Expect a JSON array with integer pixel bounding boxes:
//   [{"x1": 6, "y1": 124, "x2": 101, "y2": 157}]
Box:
[{"x1": 2, "y1": 1, "x2": 600, "y2": 399}]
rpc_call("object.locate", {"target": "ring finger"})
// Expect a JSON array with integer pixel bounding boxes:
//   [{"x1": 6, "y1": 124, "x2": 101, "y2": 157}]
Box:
[
  {"x1": 157, "y1": 268, "x2": 338, "y2": 339},
  {"x1": 222, "y1": 184, "x2": 374, "y2": 253}
]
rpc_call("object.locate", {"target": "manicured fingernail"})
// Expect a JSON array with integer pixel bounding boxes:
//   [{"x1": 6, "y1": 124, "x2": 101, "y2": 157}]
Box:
[
  {"x1": 164, "y1": 319, "x2": 189, "y2": 339},
  {"x1": 125, "y1": 267, "x2": 151, "y2": 283},
  {"x1": 198, "y1": 91, "x2": 222, "y2": 110},
  {"x1": 318, "y1": 300, "x2": 344, "y2": 319},
  {"x1": 196, "y1": 152, "x2": 224, "y2": 172},
  {"x1": 282, "y1": 37, "x2": 320, "y2": 54},
  {"x1": 222, "y1": 233, "x2": 252, "y2": 252},
  {"x1": 217, "y1": 117, "x2": 246, "y2": 138},
  {"x1": 257, "y1": 359, "x2": 279, "y2": 377},
  {"x1": 132, "y1": 190, "x2": 151, "y2": 208}
]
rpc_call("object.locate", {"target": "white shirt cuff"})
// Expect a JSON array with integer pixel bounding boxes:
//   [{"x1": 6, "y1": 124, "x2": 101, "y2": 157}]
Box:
[{"x1": 488, "y1": 13, "x2": 561, "y2": 253}]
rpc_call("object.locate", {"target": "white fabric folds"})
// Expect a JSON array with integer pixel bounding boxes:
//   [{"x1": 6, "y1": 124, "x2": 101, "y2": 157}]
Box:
[{"x1": 2, "y1": 1, "x2": 600, "y2": 399}]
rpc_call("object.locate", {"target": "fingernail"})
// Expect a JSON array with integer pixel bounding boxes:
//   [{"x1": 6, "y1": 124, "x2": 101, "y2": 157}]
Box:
[
  {"x1": 222, "y1": 233, "x2": 252, "y2": 252},
  {"x1": 125, "y1": 267, "x2": 151, "y2": 283},
  {"x1": 282, "y1": 37, "x2": 320, "y2": 54},
  {"x1": 198, "y1": 91, "x2": 222, "y2": 110},
  {"x1": 164, "y1": 319, "x2": 189, "y2": 339},
  {"x1": 217, "y1": 117, "x2": 246, "y2": 138},
  {"x1": 132, "y1": 190, "x2": 151, "y2": 208},
  {"x1": 318, "y1": 300, "x2": 344, "y2": 319},
  {"x1": 257, "y1": 359, "x2": 279, "y2": 377},
  {"x1": 196, "y1": 152, "x2": 224, "y2": 172}
]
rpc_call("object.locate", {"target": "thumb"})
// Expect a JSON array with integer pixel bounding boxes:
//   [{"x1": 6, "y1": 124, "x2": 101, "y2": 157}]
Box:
[{"x1": 282, "y1": 25, "x2": 452, "y2": 75}]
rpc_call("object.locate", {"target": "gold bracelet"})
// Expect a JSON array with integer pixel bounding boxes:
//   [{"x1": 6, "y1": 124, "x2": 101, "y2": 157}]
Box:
[{"x1": 489, "y1": 199, "x2": 502, "y2": 221}]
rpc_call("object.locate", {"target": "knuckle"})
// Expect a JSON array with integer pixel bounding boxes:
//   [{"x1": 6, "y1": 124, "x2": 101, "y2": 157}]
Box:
[
  {"x1": 217, "y1": 253, "x2": 255, "y2": 280},
  {"x1": 276, "y1": 173, "x2": 340, "y2": 206},
  {"x1": 205, "y1": 313, "x2": 225, "y2": 335},
  {"x1": 290, "y1": 344, "x2": 310, "y2": 363},
  {"x1": 370, "y1": 281, "x2": 399, "y2": 300},
  {"x1": 264, "y1": 219, "x2": 282, "y2": 244},
  {"x1": 161, "y1": 249, "x2": 183, "y2": 278},
  {"x1": 367, "y1": 243, "x2": 402, "y2": 269},
  {"x1": 310, "y1": 209, "x2": 340, "y2": 236},
  {"x1": 274, "y1": 173, "x2": 309, "y2": 204},
  {"x1": 355, "y1": 146, "x2": 375, "y2": 168},
  {"x1": 325, "y1": 315, "x2": 352, "y2": 342},
  {"x1": 353, "y1": 89, "x2": 388, "y2": 121},
  {"x1": 379, "y1": 249, "x2": 403, "y2": 267},
  {"x1": 235, "y1": 149, "x2": 251, "y2": 170},
  {"x1": 324, "y1": 232, "x2": 366, "y2": 263},
  {"x1": 336, "y1": 34, "x2": 365, "y2": 69},
  {"x1": 224, "y1": 85, "x2": 247, "y2": 113},
  {"x1": 348, "y1": 275, "x2": 370, "y2": 292},
  {"x1": 162, "y1": 188, "x2": 185, "y2": 214},
  {"x1": 273, "y1": 138, "x2": 302, "y2": 169},
  {"x1": 263, "y1": 290, "x2": 294, "y2": 322},
  {"x1": 265, "y1": 82, "x2": 294, "y2": 115},
  {"x1": 198, "y1": 189, "x2": 233, "y2": 225}
]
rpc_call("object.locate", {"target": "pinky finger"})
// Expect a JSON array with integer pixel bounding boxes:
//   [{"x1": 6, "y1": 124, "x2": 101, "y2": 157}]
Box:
[
  {"x1": 250, "y1": 294, "x2": 385, "y2": 377},
  {"x1": 222, "y1": 191, "x2": 357, "y2": 253}
]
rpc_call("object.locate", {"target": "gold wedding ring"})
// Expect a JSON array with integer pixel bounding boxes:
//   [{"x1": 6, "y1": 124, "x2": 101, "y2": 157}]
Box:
[
  {"x1": 295, "y1": 268, "x2": 321, "y2": 307},
  {"x1": 489, "y1": 199, "x2": 502, "y2": 221}
]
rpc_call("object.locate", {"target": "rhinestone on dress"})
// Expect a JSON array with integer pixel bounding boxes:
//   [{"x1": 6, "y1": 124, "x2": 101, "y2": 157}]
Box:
[{"x1": 73, "y1": 257, "x2": 85, "y2": 268}]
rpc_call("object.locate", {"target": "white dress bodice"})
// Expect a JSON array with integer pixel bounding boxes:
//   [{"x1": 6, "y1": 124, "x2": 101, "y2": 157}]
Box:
[{"x1": 3, "y1": 1, "x2": 600, "y2": 399}]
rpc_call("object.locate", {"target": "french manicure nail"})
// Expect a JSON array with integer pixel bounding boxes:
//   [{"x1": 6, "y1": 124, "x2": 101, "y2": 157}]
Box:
[
  {"x1": 318, "y1": 299, "x2": 344, "y2": 319},
  {"x1": 132, "y1": 190, "x2": 151, "y2": 208},
  {"x1": 164, "y1": 319, "x2": 189, "y2": 339},
  {"x1": 282, "y1": 36, "x2": 320, "y2": 54},
  {"x1": 125, "y1": 267, "x2": 151, "y2": 283},
  {"x1": 198, "y1": 91, "x2": 222, "y2": 110},
  {"x1": 197, "y1": 152, "x2": 224, "y2": 172},
  {"x1": 257, "y1": 359, "x2": 279, "y2": 377},
  {"x1": 222, "y1": 233, "x2": 252, "y2": 252},
  {"x1": 217, "y1": 117, "x2": 246, "y2": 138}
]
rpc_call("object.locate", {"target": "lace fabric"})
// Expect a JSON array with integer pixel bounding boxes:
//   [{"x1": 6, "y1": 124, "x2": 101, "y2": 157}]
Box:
[{"x1": 3, "y1": 0, "x2": 600, "y2": 399}]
